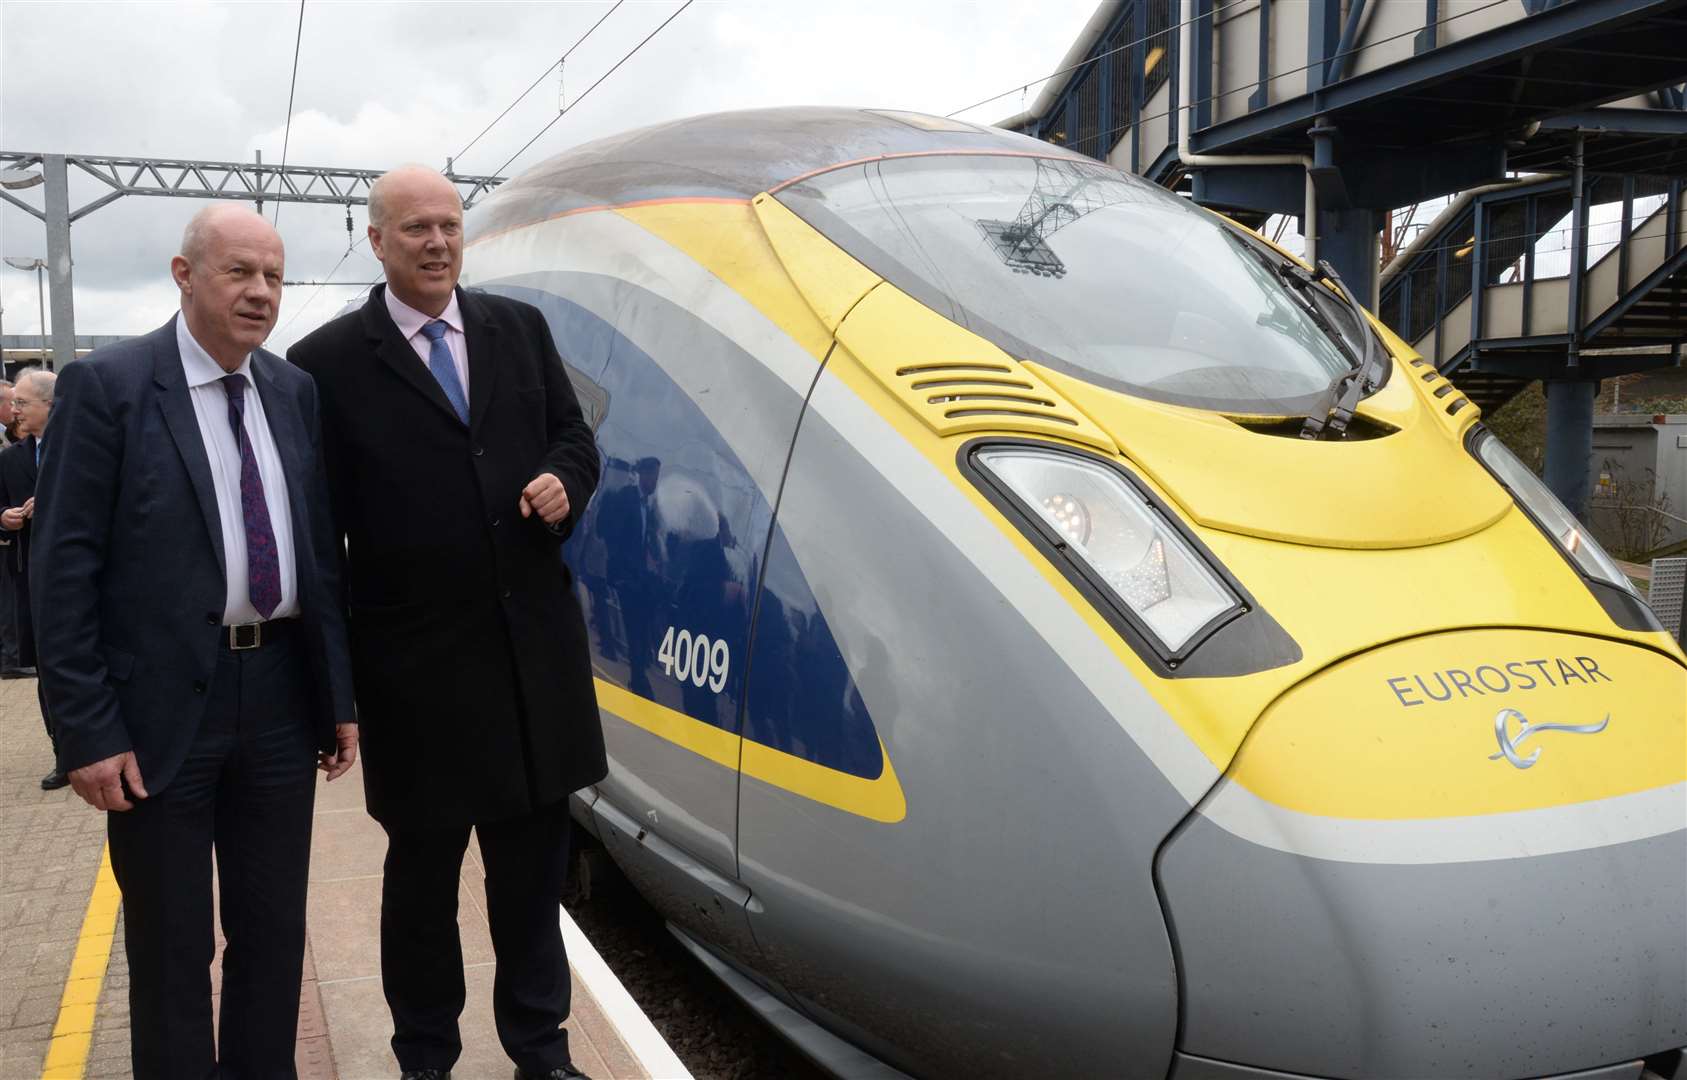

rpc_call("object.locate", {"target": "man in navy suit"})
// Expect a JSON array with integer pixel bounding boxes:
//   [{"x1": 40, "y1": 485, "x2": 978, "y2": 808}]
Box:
[{"x1": 33, "y1": 205, "x2": 358, "y2": 1080}]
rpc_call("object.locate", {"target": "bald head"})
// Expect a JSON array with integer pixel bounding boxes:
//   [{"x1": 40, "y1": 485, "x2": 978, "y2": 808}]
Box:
[
  {"x1": 367, "y1": 165, "x2": 461, "y2": 229},
  {"x1": 367, "y1": 165, "x2": 464, "y2": 316},
  {"x1": 180, "y1": 204, "x2": 281, "y2": 265},
  {"x1": 171, "y1": 204, "x2": 286, "y2": 371}
]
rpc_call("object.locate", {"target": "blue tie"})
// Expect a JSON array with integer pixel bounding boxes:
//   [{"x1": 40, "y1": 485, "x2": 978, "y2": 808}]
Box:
[{"x1": 420, "y1": 320, "x2": 469, "y2": 424}]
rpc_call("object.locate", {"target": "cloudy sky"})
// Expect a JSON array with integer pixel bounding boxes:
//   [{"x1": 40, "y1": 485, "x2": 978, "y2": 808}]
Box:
[{"x1": 0, "y1": 0, "x2": 1096, "y2": 353}]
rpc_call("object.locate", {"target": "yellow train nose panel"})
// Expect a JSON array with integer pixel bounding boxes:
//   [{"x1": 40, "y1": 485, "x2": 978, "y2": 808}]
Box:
[
  {"x1": 1033, "y1": 364, "x2": 1511, "y2": 549},
  {"x1": 836, "y1": 286, "x2": 1119, "y2": 454},
  {"x1": 1228, "y1": 629, "x2": 1687, "y2": 820}
]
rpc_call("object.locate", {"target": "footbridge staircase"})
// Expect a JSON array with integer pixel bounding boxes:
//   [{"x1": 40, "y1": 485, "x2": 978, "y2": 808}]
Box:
[{"x1": 1380, "y1": 174, "x2": 1687, "y2": 413}]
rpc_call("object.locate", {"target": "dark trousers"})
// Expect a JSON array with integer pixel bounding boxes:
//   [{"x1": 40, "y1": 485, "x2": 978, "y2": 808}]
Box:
[
  {"x1": 107, "y1": 633, "x2": 317, "y2": 1080},
  {"x1": 12, "y1": 566, "x2": 52, "y2": 750},
  {"x1": 0, "y1": 545, "x2": 18, "y2": 670},
  {"x1": 381, "y1": 800, "x2": 574, "y2": 1073}
]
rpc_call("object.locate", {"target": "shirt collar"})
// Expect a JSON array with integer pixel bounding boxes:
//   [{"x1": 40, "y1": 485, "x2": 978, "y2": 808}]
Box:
[
  {"x1": 384, "y1": 287, "x2": 463, "y2": 343},
  {"x1": 176, "y1": 313, "x2": 253, "y2": 390}
]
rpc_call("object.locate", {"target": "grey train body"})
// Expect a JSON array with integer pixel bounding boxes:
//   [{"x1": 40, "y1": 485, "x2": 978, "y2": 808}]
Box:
[{"x1": 460, "y1": 107, "x2": 1687, "y2": 1080}]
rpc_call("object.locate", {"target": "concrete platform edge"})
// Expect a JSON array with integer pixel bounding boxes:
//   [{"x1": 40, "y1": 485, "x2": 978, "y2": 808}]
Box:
[{"x1": 560, "y1": 907, "x2": 691, "y2": 1080}]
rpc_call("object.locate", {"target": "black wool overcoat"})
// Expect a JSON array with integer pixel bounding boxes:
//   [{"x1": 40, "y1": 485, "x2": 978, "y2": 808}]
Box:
[{"x1": 289, "y1": 285, "x2": 606, "y2": 827}]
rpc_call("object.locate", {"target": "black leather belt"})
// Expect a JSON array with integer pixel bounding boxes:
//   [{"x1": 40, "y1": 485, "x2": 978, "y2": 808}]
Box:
[{"x1": 222, "y1": 618, "x2": 299, "y2": 651}]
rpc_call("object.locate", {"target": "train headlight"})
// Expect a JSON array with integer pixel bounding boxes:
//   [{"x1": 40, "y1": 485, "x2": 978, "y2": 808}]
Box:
[
  {"x1": 976, "y1": 447, "x2": 1240, "y2": 654},
  {"x1": 1469, "y1": 428, "x2": 1641, "y2": 600}
]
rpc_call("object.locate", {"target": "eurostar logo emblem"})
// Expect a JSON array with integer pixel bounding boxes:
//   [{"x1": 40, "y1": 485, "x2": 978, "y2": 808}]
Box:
[{"x1": 1489, "y1": 708, "x2": 1610, "y2": 769}]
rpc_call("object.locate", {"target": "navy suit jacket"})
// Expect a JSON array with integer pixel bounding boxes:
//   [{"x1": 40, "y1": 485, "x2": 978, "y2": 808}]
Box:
[{"x1": 32, "y1": 316, "x2": 356, "y2": 786}]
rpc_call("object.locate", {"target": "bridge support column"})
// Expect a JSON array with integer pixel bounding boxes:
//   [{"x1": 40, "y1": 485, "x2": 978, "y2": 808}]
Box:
[
  {"x1": 1543, "y1": 378, "x2": 1597, "y2": 520},
  {"x1": 1313, "y1": 207, "x2": 1383, "y2": 308},
  {"x1": 42, "y1": 154, "x2": 76, "y2": 368}
]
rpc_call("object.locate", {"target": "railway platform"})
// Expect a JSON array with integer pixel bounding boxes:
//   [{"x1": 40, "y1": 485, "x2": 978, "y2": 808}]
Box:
[{"x1": 0, "y1": 676, "x2": 689, "y2": 1080}]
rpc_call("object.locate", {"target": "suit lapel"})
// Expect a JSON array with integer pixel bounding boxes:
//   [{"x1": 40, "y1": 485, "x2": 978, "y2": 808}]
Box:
[
  {"x1": 153, "y1": 316, "x2": 227, "y2": 579},
  {"x1": 22, "y1": 437, "x2": 38, "y2": 486},
  {"x1": 459, "y1": 288, "x2": 501, "y2": 435},
  {"x1": 363, "y1": 286, "x2": 468, "y2": 427}
]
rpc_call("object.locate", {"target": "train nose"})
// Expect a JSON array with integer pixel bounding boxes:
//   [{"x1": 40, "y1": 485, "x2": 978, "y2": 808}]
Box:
[{"x1": 1158, "y1": 628, "x2": 1687, "y2": 1080}]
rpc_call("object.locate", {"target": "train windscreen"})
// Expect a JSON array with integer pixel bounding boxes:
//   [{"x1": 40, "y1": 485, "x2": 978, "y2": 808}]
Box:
[{"x1": 776, "y1": 154, "x2": 1362, "y2": 417}]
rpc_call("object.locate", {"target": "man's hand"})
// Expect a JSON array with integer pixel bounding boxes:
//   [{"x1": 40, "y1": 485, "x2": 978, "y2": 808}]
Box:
[
  {"x1": 21, "y1": 496, "x2": 34, "y2": 519},
  {"x1": 319, "y1": 722, "x2": 358, "y2": 781},
  {"x1": 0, "y1": 507, "x2": 24, "y2": 531},
  {"x1": 518, "y1": 473, "x2": 570, "y2": 526},
  {"x1": 69, "y1": 751, "x2": 147, "y2": 812}
]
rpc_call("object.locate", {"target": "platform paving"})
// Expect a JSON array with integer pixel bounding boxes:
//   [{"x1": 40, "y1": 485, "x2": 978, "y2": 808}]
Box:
[{"x1": 0, "y1": 675, "x2": 654, "y2": 1080}]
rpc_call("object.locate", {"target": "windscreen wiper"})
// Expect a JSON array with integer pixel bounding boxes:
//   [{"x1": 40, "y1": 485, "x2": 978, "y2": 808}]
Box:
[
  {"x1": 1226, "y1": 231, "x2": 1383, "y2": 440},
  {"x1": 1294, "y1": 260, "x2": 1380, "y2": 441},
  {"x1": 1229, "y1": 232, "x2": 1362, "y2": 368}
]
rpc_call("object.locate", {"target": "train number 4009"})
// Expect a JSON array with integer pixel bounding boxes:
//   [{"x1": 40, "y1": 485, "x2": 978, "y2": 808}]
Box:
[{"x1": 657, "y1": 626, "x2": 730, "y2": 693}]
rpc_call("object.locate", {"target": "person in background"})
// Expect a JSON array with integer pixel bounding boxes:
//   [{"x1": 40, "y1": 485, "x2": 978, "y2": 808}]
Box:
[
  {"x1": 2, "y1": 368, "x2": 60, "y2": 786},
  {"x1": 2, "y1": 377, "x2": 20, "y2": 443},
  {"x1": 32, "y1": 205, "x2": 357, "y2": 1079},
  {"x1": 288, "y1": 165, "x2": 603, "y2": 1080},
  {"x1": 0, "y1": 378, "x2": 24, "y2": 681}
]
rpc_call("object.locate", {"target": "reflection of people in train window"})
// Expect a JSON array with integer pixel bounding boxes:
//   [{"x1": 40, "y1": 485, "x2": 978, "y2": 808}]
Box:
[
  {"x1": 747, "y1": 588, "x2": 796, "y2": 750},
  {"x1": 597, "y1": 456, "x2": 661, "y2": 695},
  {"x1": 575, "y1": 460, "x2": 617, "y2": 662},
  {"x1": 796, "y1": 610, "x2": 845, "y2": 764},
  {"x1": 671, "y1": 514, "x2": 739, "y2": 727},
  {"x1": 840, "y1": 636, "x2": 892, "y2": 777}
]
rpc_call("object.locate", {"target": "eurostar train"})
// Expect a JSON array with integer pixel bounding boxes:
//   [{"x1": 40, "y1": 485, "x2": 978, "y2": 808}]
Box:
[{"x1": 461, "y1": 107, "x2": 1687, "y2": 1080}]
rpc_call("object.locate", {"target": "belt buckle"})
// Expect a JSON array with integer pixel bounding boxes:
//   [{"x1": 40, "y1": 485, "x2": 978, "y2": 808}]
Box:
[{"x1": 228, "y1": 623, "x2": 262, "y2": 650}]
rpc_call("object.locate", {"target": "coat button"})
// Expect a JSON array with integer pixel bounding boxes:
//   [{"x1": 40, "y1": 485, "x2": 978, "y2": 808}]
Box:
[
  {"x1": 193, "y1": 680, "x2": 207, "y2": 694},
  {"x1": 490, "y1": 517, "x2": 500, "y2": 527},
  {"x1": 471, "y1": 446, "x2": 485, "y2": 457},
  {"x1": 501, "y1": 588, "x2": 512, "y2": 599},
  {"x1": 205, "y1": 613, "x2": 218, "y2": 625}
]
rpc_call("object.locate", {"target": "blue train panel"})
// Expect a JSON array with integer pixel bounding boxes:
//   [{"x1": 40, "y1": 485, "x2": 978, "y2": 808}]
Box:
[{"x1": 485, "y1": 279, "x2": 882, "y2": 778}]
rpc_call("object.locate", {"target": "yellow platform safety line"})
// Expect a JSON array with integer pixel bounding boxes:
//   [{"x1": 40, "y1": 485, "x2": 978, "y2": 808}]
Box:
[{"x1": 40, "y1": 843, "x2": 121, "y2": 1080}]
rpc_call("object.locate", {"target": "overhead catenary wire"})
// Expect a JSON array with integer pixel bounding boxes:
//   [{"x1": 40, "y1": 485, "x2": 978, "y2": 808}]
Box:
[
  {"x1": 949, "y1": 0, "x2": 1510, "y2": 129},
  {"x1": 451, "y1": 0, "x2": 626, "y2": 170},
  {"x1": 275, "y1": 237, "x2": 373, "y2": 338},
  {"x1": 1030, "y1": 0, "x2": 1517, "y2": 147},
  {"x1": 1008, "y1": 0, "x2": 1514, "y2": 263},
  {"x1": 487, "y1": 0, "x2": 695, "y2": 182},
  {"x1": 273, "y1": 0, "x2": 307, "y2": 228},
  {"x1": 945, "y1": 0, "x2": 1255, "y2": 121},
  {"x1": 278, "y1": 1, "x2": 690, "y2": 341}
]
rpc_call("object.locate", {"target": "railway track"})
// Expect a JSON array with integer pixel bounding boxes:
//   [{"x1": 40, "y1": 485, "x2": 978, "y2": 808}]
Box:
[{"x1": 564, "y1": 840, "x2": 831, "y2": 1080}]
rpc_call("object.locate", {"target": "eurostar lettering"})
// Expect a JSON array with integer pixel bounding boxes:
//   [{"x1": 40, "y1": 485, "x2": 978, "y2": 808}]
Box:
[{"x1": 1385, "y1": 656, "x2": 1613, "y2": 707}]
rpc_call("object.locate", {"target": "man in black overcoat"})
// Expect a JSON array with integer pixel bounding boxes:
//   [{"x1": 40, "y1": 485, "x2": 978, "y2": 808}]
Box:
[{"x1": 288, "y1": 165, "x2": 604, "y2": 1080}]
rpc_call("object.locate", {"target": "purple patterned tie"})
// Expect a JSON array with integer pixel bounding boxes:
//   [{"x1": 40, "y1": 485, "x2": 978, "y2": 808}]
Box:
[{"x1": 221, "y1": 375, "x2": 281, "y2": 619}]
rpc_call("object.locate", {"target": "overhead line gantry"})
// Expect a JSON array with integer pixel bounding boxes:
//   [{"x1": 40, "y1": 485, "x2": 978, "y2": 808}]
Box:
[{"x1": 0, "y1": 150, "x2": 505, "y2": 366}]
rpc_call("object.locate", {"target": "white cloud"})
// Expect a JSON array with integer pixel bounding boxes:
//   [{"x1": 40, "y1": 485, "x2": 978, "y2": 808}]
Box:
[{"x1": 2, "y1": 0, "x2": 1096, "y2": 350}]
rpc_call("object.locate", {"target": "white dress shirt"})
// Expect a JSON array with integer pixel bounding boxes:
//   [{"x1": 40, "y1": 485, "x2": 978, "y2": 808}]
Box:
[
  {"x1": 385, "y1": 288, "x2": 469, "y2": 401},
  {"x1": 176, "y1": 315, "x2": 300, "y2": 624}
]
